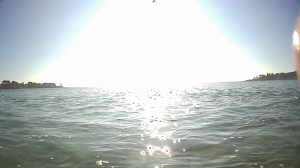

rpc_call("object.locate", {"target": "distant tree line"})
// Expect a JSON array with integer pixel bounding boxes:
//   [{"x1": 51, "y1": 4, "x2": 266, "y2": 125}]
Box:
[
  {"x1": 247, "y1": 71, "x2": 297, "y2": 81},
  {"x1": 0, "y1": 80, "x2": 62, "y2": 89}
]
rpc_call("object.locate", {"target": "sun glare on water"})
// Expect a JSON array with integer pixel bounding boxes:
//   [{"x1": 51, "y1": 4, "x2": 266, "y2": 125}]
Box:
[{"x1": 39, "y1": 0, "x2": 262, "y2": 90}]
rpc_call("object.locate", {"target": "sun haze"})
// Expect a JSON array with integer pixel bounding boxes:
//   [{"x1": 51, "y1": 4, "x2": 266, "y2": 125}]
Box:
[{"x1": 39, "y1": 0, "x2": 262, "y2": 89}]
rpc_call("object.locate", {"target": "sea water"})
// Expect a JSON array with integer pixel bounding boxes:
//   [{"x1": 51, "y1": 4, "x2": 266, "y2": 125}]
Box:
[{"x1": 0, "y1": 80, "x2": 300, "y2": 168}]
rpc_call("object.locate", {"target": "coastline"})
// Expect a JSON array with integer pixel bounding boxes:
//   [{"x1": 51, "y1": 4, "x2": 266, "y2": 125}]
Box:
[
  {"x1": 246, "y1": 71, "x2": 297, "y2": 82},
  {"x1": 0, "y1": 80, "x2": 63, "y2": 89},
  {"x1": 245, "y1": 78, "x2": 298, "y2": 82}
]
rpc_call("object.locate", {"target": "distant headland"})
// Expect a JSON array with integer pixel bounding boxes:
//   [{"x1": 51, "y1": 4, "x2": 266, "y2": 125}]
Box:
[
  {"x1": 0, "y1": 80, "x2": 63, "y2": 89},
  {"x1": 246, "y1": 71, "x2": 297, "y2": 81}
]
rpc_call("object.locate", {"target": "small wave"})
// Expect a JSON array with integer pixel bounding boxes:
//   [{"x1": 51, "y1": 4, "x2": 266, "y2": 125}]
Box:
[
  {"x1": 14, "y1": 99, "x2": 27, "y2": 102},
  {"x1": 238, "y1": 123, "x2": 266, "y2": 130}
]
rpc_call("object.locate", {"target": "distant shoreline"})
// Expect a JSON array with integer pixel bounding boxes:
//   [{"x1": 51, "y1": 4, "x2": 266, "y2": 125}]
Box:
[
  {"x1": 245, "y1": 79, "x2": 297, "y2": 82},
  {"x1": 0, "y1": 80, "x2": 63, "y2": 89},
  {"x1": 246, "y1": 71, "x2": 297, "y2": 82},
  {"x1": 0, "y1": 87, "x2": 63, "y2": 90}
]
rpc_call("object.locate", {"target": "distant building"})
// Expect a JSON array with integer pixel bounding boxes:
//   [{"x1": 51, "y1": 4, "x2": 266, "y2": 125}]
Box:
[{"x1": 42, "y1": 83, "x2": 56, "y2": 88}]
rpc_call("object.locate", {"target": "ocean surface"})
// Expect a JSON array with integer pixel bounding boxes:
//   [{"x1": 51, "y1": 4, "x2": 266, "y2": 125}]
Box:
[{"x1": 1, "y1": 80, "x2": 300, "y2": 168}]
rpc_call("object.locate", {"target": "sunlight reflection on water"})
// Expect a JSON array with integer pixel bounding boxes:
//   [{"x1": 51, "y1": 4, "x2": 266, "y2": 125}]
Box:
[{"x1": 135, "y1": 87, "x2": 190, "y2": 167}]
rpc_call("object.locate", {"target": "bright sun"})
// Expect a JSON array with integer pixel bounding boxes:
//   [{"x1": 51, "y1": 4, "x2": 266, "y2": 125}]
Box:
[{"x1": 39, "y1": 0, "x2": 262, "y2": 89}]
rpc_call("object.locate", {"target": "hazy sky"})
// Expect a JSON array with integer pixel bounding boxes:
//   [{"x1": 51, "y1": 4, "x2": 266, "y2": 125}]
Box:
[{"x1": 0, "y1": 0, "x2": 299, "y2": 88}]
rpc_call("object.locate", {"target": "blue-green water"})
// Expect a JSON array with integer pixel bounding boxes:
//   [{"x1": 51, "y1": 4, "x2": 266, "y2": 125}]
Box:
[{"x1": 1, "y1": 80, "x2": 300, "y2": 168}]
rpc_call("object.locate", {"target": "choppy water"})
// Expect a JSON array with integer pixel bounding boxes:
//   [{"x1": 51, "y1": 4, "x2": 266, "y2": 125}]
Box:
[{"x1": 1, "y1": 80, "x2": 300, "y2": 168}]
